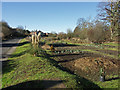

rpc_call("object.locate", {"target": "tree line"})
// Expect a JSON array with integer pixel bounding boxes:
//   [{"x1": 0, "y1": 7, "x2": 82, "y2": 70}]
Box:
[
  {"x1": 0, "y1": 21, "x2": 30, "y2": 40},
  {"x1": 56, "y1": 1, "x2": 119, "y2": 44}
]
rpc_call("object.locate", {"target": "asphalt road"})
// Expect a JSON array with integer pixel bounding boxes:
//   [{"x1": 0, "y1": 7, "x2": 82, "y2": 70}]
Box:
[{"x1": 0, "y1": 38, "x2": 22, "y2": 61}]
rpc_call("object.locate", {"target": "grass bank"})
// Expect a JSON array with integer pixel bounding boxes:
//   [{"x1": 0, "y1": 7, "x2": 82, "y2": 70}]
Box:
[{"x1": 2, "y1": 38, "x2": 101, "y2": 89}]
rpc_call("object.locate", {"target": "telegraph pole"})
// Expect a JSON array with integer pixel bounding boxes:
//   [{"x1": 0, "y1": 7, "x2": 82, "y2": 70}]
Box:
[{"x1": 25, "y1": 26, "x2": 26, "y2": 30}]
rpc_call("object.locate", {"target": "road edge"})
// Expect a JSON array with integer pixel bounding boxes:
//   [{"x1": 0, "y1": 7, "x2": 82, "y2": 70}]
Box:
[{"x1": 0, "y1": 38, "x2": 22, "y2": 61}]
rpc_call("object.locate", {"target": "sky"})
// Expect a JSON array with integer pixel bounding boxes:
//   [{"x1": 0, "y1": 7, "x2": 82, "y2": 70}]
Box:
[{"x1": 2, "y1": 2, "x2": 99, "y2": 33}]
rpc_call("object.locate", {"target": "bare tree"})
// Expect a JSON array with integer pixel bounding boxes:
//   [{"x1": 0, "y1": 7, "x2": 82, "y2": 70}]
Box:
[
  {"x1": 97, "y1": 0, "x2": 119, "y2": 40},
  {"x1": 77, "y1": 18, "x2": 87, "y2": 29}
]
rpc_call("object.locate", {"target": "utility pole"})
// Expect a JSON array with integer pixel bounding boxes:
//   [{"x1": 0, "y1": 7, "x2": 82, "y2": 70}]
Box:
[{"x1": 25, "y1": 26, "x2": 26, "y2": 30}]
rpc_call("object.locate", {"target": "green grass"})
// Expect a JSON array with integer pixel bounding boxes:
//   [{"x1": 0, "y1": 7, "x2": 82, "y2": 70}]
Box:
[
  {"x1": 2, "y1": 38, "x2": 100, "y2": 89},
  {"x1": 2, "y1": 38, "x2": 119, "y2": 89},
  {"x1": 61, "y1": 40, "x2": 118, "y2": 52},
  {"x1": 102, "y1": 42, "x2": 118, "y2": 46},
  {"x1": 96, "y1": 80, "x2": 119, "y2": 88},
  {"x1": 80, "y1": 49, "x2": 118, "y2": 59},
  {"x1": 95, "y1": 75, "x2": 119, "y2": 88}
]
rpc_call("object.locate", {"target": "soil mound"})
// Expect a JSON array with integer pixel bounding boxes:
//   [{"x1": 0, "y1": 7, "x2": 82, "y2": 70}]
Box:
[
  {"x1": 41, "y1": 44, "x2": 50, "y2": 50},
  {"x1": 74, "y1": 57, "x2": 117, "y2": 73}
]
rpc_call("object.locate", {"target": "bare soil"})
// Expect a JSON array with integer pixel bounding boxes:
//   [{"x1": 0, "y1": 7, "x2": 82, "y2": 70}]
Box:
[
  {"x1": 51, "y1": 45, "x2": 118, "y2": 81},
  {"x1": 41, "y1": 44, "x2": 50, "y2": 50}
]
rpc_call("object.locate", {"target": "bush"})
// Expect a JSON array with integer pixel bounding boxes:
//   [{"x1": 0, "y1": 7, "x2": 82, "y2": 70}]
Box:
[
  {"x1": 48, "y1": 33, "x2": 57, "y2": 37},
  {"x1": 29, "y1": 44, "x2": 46, "y2": 57},
  {"x1": 73, "y1": 26, "x2": 88, "y2": 40},
  {"x1": 87, "y1": 29, "x2": 105, "y2": 44},
  {"x1": 1, "y1": 21, "x2": 13, "y2": 39},
  {"x1": 1, "y1": 21, "x2": 29, "y2": 39},
  {"x1": 57, "y1": 32, "x2": 67, "y2": 40},
  {"x1": 67, "y1": 29, "x2": 74, "y2": 39},
  {"x1": 73, "y1": 18, "x2": 112, "y2": 43},
  {"x1": 87, "y1": 21, "x2": 110, "y2": 44},
  {"x1": 79, "y1": 30, "x2": 88, "y2": 40},
  {"x1": 73, "y1": 26, "x2": 81, "y2": 37}
]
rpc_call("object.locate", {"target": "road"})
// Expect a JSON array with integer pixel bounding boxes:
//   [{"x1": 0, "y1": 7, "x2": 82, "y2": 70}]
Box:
[{"x1": 0, "y1": 38, "x2": 22, "y2": 61}]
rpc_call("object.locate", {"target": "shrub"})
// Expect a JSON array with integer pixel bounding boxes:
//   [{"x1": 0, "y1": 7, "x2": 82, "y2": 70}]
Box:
[
  {"x1": 87, "y1": 21, "x2": 110, "y2": 44},
  {"x1": 1, "y1": 21, "x2": 13, "y2": 38},
  {"x1": 48, "y1": 32, "x2": 57, "y2": 37},
  {"x1": 1, "y1": 21, "x2": 29, "y2": 39},
  {"x1": 66, "y1": 29, "x2": 74, "y2": 39},
  {"x1": 73, "y1": 26, "x2": 81, "y2": 37},
  {"x1": 73, "y1": 26, "x2": 88, "y2": 40},
  {"x1": 29, "y1": 44, "x2": 46, "y2": 57},
  {"x1": 57, "y1": 32, "x2": 67, "y2": 40},
  {"x1": 87, "y1": 29, "x2": 104, "y2": 44}
]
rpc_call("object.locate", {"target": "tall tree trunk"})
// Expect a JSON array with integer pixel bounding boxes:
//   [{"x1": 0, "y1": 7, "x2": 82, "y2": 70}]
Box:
[
  {"x1": 110, "y1": 2, "x2": 113, "y2": 40},
  {"x1": 110, "y1": 25, "x2": 113, "y2": 40}
]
